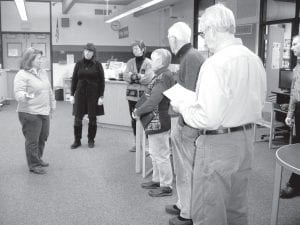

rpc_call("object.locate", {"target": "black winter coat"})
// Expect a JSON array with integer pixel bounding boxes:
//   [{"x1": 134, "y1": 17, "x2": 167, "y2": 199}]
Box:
[{"x1": 71, "y1": 58, "x2": 105, "y2": 117}]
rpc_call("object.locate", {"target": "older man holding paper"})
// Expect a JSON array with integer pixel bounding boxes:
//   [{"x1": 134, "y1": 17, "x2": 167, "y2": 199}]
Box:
[{"x1": 170, "y1": 4, "x2": 266, "y2": 225}]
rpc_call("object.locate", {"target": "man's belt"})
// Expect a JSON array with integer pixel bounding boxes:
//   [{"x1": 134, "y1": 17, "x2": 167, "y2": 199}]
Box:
[{"x1": 199, "y1": 123, "x2": 252, "y2": 135}]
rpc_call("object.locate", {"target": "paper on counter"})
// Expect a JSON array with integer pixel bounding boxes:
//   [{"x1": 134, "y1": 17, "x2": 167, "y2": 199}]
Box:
[{"x1": 163, "y1": 83, "x2": 196, "y2": 104}]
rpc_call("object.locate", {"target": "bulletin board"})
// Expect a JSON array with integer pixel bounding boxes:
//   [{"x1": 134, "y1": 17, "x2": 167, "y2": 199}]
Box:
[
  {"x1": 31, "y1": 43, "x2": 46, "y2": 56},
  {"x1": 7, "y1": 42, "x2": 22, "y2": 57}
]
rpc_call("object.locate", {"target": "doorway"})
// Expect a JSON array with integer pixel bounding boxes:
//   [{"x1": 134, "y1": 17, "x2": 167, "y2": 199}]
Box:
[{"x1": 2, "y1": 33, "x2": 51, "y2": 99}]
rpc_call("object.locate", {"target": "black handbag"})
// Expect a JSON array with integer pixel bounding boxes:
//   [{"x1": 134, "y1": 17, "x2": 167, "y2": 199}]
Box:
[{"x1": 135, "y1": 94, "x2": 155, "y2": 128}]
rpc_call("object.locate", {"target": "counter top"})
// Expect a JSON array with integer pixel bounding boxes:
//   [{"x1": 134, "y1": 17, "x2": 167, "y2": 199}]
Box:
[{"x1": 0, "y1": 69, "x2": 10, "y2": 72}]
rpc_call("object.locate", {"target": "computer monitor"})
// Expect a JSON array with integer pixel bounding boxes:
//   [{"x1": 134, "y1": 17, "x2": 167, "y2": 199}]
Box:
[{"x1": 278, "y1": 69, "x2": 293, "y2": 91}]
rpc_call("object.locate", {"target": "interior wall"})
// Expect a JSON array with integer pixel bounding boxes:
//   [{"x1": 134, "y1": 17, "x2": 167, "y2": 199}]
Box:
[
  {"x1": 52, "y1": 2, "x2": 161, "y2": 46},
  {"x1": 216, "y1": 0, "x2": 260, "y2": 53},
  {"x1": 1, "y1": 1, "x2": 50, "y2": 32}
]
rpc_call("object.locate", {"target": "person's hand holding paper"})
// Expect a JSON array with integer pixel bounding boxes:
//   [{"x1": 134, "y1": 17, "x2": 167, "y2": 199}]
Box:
[{"x1": 163, "y1": 83, "x2": 196, "y2": 113}]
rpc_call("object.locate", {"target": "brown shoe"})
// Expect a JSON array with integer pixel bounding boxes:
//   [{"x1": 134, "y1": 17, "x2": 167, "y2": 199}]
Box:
[
  {"x1": 29, "y1": 166, "x2": 46, "y2": 175},
  {"x1": 165, "y1": 204, "x2": 181, "y2": 215},
  {"x1": 141, "y1": 181, "x2": 160, "y2": 189},
  {"x1": 169, "y1": 216, "x2": 193, "y2": 225},
  {"x1": 148, "y1": 187, "x2": 172, "y2": 197}
]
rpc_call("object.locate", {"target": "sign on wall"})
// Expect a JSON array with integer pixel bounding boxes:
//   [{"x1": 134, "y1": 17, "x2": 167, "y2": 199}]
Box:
[{"x1": 118, "y1": 26, "x2": 129, "y2": 39}]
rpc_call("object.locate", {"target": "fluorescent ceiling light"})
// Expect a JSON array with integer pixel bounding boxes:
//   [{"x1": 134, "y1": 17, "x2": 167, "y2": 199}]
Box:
[
  {"x1": 105, "y1": 0, "x2": 164, "y2": 23},
  {"x1": 15, "y1": 0, "x2": 28, "y2": 21}
]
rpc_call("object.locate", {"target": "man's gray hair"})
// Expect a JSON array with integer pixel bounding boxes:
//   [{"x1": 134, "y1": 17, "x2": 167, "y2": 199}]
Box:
[
  {"x1": 199, "y1": 3, "x2": 236, "y2": 34},
  {"x1": 152, "y1": 49, "x2": 172, "y2": 68},
  {"x1": 168, "y1": 22, "x2": 191, "y2": 43},
  {"x1": 293, "y1": 34, "x2": 300, "y2": 42}
]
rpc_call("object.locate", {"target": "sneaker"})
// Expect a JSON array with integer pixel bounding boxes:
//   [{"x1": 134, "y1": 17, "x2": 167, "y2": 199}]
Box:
[
  {"x1": 129, "y1": 145, "x2": 136, "y2": 152},
  {"x1": 169, "y1": 216, "x2": 193, "y2": 225},
  {"x1": 39, "y1": 160, "x2": 49, "y2": 167},
  {"x1": 165, "y1": 204, "x2": 181, "y2": 215},
  {"x1": 141, "y1": 181, "x2": 160, "y2": 189},
  {"x1": 29, "y1": 166, "x2": 46, "y2": 175},
  {"x1": 148, "y1": 186, "x2": 172, "y2": 197}
]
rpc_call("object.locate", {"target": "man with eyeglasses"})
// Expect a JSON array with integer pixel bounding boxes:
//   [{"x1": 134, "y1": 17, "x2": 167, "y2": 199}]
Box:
[
  {"x1": 165, "y1": 22, "x2": 205, "y2": 225},
  {"x1": 171, "y1": 4, "x2": 266, "y2": 225}
]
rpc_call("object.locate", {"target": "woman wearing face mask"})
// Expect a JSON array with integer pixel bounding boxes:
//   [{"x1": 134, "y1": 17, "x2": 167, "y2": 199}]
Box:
[
  {"x1": 14, "y1": 47, "x2": 56, "y2": 174},
  {"x1": 280, "y1": 35, "x2": 300, "y2": 198},
  {"x1": 70, "y1": 43, "x2": 105, "y2": 149},
  {"x1": 123, "y1": 40, "x2": 153, "y2": 152}
]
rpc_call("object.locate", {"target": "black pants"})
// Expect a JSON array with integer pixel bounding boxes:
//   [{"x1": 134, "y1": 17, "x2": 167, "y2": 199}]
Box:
[
  {"x1": 74, "y1": 115, "x2": 97, "y2": 127},
  {"x1": 128, "y1": 100, "x2": 137, "y2": 136},
  {"x1": 288, "y1": 102, "x2": 300, "y2": 189},
  {"x1": 74, "y1": 115, "x2": 97, "y2": 141}
]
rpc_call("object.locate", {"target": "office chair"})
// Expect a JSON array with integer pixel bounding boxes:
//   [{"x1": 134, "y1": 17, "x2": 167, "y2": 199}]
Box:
[{"x1": 253, "y1": 101, "x2": 291, "y2": 149}]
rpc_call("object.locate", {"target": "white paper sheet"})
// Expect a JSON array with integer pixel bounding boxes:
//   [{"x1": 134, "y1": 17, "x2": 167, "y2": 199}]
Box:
[{"x1": 163, "y1": 83, "x2": 196, "y2": 103}]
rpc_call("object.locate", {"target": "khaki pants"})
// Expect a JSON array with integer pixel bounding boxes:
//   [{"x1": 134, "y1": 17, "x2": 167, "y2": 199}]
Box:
[
  {"x1": 148, "y1": 131, "x2": 173, "y2": 187},
  {"x1": 192, "y1": 128, "x2": 253, "y2": 225},
  {"x1": 171, "y1": 121, "x2": 199, "y2": 219}
]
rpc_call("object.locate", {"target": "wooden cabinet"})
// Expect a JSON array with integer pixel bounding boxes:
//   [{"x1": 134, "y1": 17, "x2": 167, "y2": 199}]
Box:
[
  {"x1": 97, "y1": 80, "x2": 131, "y2": 128},
  {"x1": 0, "y1": 70, "x2": 8, "y2": 103}
]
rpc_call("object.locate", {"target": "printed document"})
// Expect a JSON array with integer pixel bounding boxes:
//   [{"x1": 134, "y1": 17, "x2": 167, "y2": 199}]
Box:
[{"x1": 163, "y1": 84, "x2": 196, "y2": 104}]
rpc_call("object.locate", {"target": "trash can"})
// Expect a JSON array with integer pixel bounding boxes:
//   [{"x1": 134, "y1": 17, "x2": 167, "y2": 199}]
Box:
[{"x1": 54, "y1": 87, "x2": 64, "y2": 101}]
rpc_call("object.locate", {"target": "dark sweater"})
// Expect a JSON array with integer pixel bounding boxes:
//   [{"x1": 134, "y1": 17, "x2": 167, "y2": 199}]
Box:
[
  {"x1": 135, "y1": 67, "x2": 175, "y2": 135},
  {"x1": 175, "y1": 43, "x2": 205, "y2": 91}
]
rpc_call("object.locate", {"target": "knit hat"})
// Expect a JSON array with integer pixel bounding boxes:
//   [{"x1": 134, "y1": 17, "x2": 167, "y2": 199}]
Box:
[{"x1": 84, "y1": 43, "x2": 96, "y2": 53}]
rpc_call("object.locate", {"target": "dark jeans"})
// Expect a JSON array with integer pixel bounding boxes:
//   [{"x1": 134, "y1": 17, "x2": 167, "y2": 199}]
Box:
[
  {"x1": 128, "y1": 100, "x2": 137, "y2": 136},
  {"x1": 18, "y1": 112, "x2": 50, "y2": 170},
  {"x1": 288, "y1": 102, "x2": 300, "y2": 189}
]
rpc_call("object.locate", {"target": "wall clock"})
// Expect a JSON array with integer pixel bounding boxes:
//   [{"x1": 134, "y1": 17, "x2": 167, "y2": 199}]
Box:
[{"x1": 111, "y1": 20, "x2": 121, "y2": 31}]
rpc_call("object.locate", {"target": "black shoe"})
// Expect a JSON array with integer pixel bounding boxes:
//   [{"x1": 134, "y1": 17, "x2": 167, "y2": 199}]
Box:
[
  {"x1": 280, "y1": 185, "x2": 300, "y2": 199},
  {"x1": 40, "y1": 160, "x2": 49, "y2": 167},
  {"x1": 29, "y1": 166, "x2": 46, "y2": 175},
  {"x1": 88, "y1": 141, "x2": 95, "y2": 148},
  {"x1": 165, "y1": 204, "x2": 181, "y2": 215},
  {"x1": 141, "y1": 181, "x2": 160, "y2": 189},
  {"x1": 70, "y1": 140, "x2": 81, "y2": 149},
  {"x1": 148, "y1": 186, "x2": 172, "y2": 197},
  {"x1": 169, "y1": 216, "x2": 193, "y2": 225}
]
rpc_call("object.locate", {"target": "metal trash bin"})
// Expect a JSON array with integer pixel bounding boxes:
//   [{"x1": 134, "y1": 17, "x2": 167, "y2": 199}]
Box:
[{"x1": 54, "y1": 87, "x2": 64, "y2": 101}]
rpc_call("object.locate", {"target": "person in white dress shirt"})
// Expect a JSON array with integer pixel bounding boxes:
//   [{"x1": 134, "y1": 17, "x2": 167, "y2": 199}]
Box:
[{"x1": 171, "y1": 4, "x2": 267, "y2": 225}]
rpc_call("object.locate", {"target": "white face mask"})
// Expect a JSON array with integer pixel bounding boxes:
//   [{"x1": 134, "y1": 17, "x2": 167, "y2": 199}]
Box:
[{"x1": 132, "y1": 46, "x2": 143, "y2": 57}]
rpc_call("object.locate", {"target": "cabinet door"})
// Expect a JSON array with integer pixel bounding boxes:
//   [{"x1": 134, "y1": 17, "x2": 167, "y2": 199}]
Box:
[{"x1": 0, "y1": 72, "x2": 7, "y2": 102}]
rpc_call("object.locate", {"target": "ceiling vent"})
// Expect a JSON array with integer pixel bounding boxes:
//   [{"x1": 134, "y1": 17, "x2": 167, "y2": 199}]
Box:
[
  {"x1": 61, "y1": 18, "x2": 70, "y2": 28},
  {"x1": 95, "y1": 9, "x2": 112, "y2": 16},
  {"x1": 236, "y1": 24, "x2": 252, "y2": 35}
]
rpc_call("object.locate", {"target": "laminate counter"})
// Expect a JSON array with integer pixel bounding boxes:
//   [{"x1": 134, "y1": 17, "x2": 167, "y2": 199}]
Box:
[{"x1": 97, "y1": 80, "x2": 131, "y2": 129}]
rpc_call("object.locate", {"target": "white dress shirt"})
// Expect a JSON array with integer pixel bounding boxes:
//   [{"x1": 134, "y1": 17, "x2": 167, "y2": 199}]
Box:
[{"x1": 179, "y1": 38, "x2": 267, "y2": 130}]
